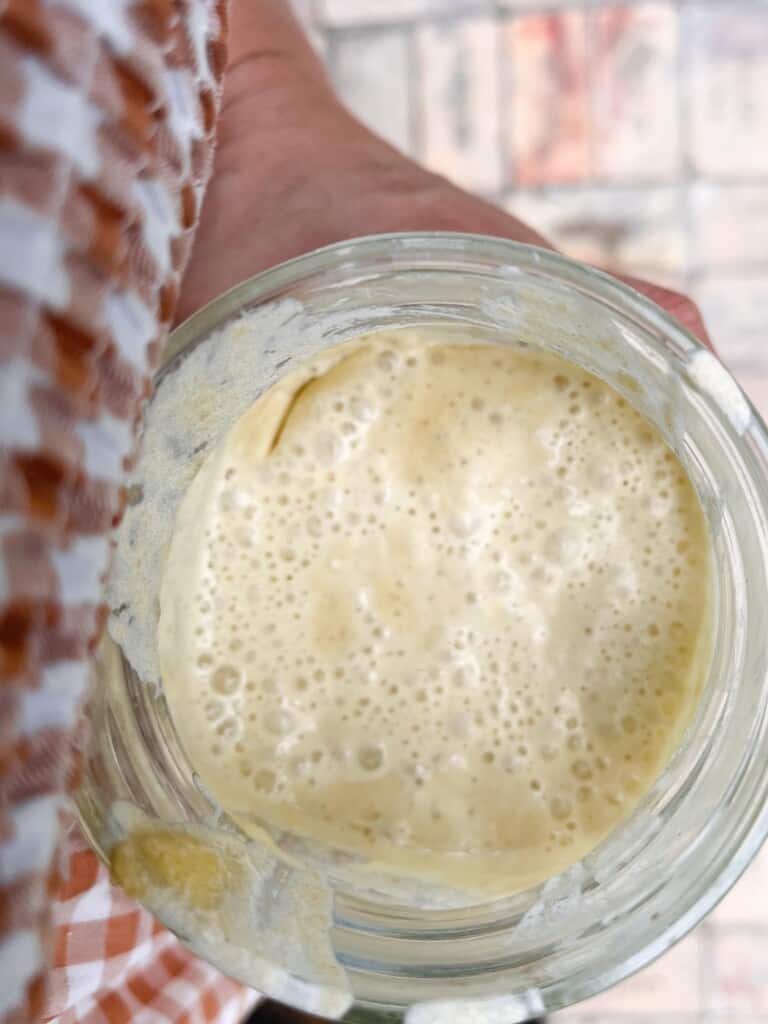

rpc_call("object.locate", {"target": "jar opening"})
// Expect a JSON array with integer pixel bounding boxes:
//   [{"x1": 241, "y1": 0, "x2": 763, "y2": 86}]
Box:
[{"x1": 80, "y1": 234, "x2": 768, "y2": 1020}]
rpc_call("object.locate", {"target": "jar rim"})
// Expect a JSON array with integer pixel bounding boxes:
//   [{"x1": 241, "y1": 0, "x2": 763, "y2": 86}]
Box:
[{"x1": 169, "y1": 231, "x2": 706, "y2": 366}]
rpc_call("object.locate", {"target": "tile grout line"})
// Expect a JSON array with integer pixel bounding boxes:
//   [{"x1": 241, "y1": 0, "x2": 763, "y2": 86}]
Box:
[
  {"x1": 315, "y1": 0, "x2": 768, "y2": 33},
  {"x1": 495, "y1": 6, "x2": 513, "y2": 190},
  {"x1": 674, "y1": 0, "x2": 695, "y2": 291},
  {"x1": 406, "y1": 19, "x2": 421, "y2": 159},
  {"x1": 583, "y1": 0, "x2": 596, "y2": 186}
]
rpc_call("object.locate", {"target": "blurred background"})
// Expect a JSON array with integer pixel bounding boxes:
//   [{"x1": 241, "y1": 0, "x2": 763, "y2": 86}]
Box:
[
  {"x1": 293, "y1": 0, "x2": 768, "y2": 425},
  {"x1": 285, "y1": 2, "x2": 768, "y2": 1022}
]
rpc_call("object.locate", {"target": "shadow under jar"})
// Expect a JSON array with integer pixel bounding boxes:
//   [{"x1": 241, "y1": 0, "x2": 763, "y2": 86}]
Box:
[{"x1": 77, "y1": 233, "x2": 768, "y2": 1023}]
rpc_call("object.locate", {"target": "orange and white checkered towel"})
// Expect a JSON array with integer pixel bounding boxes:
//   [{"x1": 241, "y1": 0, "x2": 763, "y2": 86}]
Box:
[
  {"x1": 45, "y1": 827, "x2": 257, "y2": 1024},
  {"x1": 0, "y1": 1, "x2": 259, "y2": 1020}
]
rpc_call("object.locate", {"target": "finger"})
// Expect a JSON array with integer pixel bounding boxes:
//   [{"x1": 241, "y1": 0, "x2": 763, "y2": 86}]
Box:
[
  {"x1": 615, "y1": 273, "x2": 714, "y2": 353},
  {"x1": 434, "y1": 194, "x2": 714, "y2": 353}
]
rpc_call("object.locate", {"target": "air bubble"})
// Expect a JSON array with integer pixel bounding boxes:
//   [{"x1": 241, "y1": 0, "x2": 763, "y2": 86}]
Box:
[
  {"x1": 377, "y1": 351, "x2": 397, "y2": 373},
  {"x1": 358, "y1": 746, "x2": 384, "y2": 772},
  {"x1": 550, "y1": 796, "x2": 572, "y2": 821},
  {"x1": 571, "y1": 760, "x2": 592, "y2": 781},
  {"x1": 264, "y1": 707, "x2": 296, "y2": 735},
  {"x1": 216, "y1": 717, "x2": 238, "y2": 740},
  {"x1": 254, "y1": 769, "x2": 276, "y2": 793},
  {"x1": 211, "y1": 665, "x2": 240, "y2": 695},
  {"x1": 203, "y1": 698, "x2": 224, "y2": 722}
]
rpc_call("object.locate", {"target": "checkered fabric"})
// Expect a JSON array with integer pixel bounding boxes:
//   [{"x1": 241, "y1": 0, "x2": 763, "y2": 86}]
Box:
[
  {"x1": 0, "y1": 1, "x2": 255, "y2": 1020},
  {"x1": 45, "y1": 827, "x2": 258, "y2": 1024}
]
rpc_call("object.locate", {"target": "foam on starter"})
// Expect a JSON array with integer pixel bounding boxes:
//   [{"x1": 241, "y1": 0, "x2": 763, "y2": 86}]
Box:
[{"x1": 158, "y1": 329, "x2": 712, "y2": 894}]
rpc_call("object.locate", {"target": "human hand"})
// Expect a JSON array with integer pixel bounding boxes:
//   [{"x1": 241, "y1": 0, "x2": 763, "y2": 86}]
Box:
[{"x1": 178, "y1": 0, "x2": 710, "y2": 349}]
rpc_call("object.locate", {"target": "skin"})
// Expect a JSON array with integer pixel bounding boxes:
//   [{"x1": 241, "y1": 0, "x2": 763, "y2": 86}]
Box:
[{"x1": 178, "y1": 0, "x2": 711, "y2": 349}]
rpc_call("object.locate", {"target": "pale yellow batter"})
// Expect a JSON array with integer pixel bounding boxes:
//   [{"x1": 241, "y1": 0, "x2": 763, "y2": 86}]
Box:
[{"x1": 158, "y1": 329, "x2": 712, "y2": 893}]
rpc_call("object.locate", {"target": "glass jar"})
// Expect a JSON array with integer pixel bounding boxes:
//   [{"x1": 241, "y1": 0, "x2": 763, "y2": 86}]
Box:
[{"x1": 77, "y1": 233, "x2": 768, "y2": 1023}]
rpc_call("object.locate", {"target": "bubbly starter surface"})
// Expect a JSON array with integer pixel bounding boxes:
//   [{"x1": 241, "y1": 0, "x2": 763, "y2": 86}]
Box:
[{"x1": 158, "y1": 330, "x2": 711, "y2": 892}]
